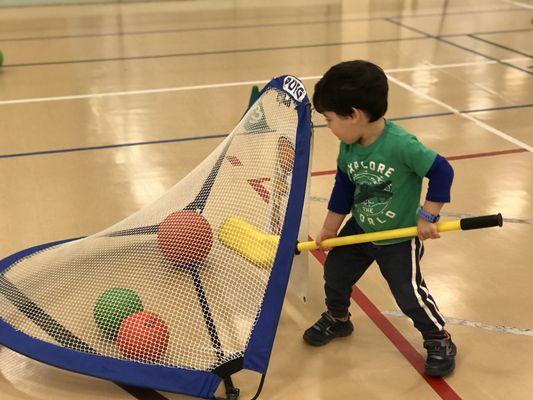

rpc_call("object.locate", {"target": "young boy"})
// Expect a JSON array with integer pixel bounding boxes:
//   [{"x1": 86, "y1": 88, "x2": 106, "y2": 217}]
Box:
[{"x1": 303, "y1": 60, "x2": 457, "y2": 377}]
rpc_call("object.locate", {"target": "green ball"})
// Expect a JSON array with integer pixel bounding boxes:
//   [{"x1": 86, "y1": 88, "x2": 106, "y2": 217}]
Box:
[{"x1": 93, "y1": 288, "x2": 143, "y2": 338}]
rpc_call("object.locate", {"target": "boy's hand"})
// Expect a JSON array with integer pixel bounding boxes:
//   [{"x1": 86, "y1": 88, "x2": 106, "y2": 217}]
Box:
[
  {"x1": 315, "y1": 228, "x2": 338, "y2": 252},
  {"x1": 417, "y1": 218, "x2": 440, "y2": 240}
]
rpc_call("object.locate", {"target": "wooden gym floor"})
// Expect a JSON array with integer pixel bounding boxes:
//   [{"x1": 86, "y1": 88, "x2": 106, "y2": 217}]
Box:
[{"x1": 0, "y1": 0, "x2": 532, "y2": 399}]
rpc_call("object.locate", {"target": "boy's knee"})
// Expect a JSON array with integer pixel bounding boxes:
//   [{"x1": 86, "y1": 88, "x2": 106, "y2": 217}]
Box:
[
  {"x1": 392, "y1": 283, "x2": 421, "y2": 306},
  {"x1": 323, "y1": 250, "x2": 348, "y2": 277}
]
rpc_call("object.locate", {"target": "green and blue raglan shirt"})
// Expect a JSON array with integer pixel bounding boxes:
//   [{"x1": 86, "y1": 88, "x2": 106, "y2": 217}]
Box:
[{"x1": 328, "y1": 120, "x2": 454, "y2": 245}]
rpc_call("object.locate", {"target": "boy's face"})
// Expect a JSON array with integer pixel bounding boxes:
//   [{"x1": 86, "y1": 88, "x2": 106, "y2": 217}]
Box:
[{"x1": 322, "y1": 110, "x2": 362, "y2": 144}]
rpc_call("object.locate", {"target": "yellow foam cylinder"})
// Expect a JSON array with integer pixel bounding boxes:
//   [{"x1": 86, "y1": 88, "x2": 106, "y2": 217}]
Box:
[{"x1": 218, "y1": 217, "x2": 280, "y2": 268}]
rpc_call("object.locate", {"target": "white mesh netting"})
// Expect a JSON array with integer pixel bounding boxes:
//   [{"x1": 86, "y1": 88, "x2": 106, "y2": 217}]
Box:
[{"x1": 0, "y1": 86, "x2": 303, "y2": 372}]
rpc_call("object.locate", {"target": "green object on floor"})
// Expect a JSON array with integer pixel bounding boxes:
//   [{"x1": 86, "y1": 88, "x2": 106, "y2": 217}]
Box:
[{"x1": 248, "y1": 85, "x2": 260, "y2": 108}]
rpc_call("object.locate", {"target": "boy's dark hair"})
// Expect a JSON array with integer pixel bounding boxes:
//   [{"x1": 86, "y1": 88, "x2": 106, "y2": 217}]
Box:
[{"x1": 313, "y1": 60, "x2": 388, "y2": 122}]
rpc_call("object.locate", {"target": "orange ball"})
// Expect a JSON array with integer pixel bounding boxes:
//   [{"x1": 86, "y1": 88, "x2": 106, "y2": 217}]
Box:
[
  {"x1": 117, "y1": 311, "x2": 170, "y2": 362},
  {"x1": 277, "y1": 136, "x2": 294, "y2": 173},
  {"x1": 157, "y1": 210, "x2": 213, "y2": 267}
]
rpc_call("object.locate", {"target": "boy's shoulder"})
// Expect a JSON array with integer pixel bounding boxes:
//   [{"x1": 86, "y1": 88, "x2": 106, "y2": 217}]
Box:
[
  {"x1": 384, "y1": 120, "x2": 418, "y2": 141},
  {"x1": 382, "y1": 121, "x2": 432, "y2": 155}
]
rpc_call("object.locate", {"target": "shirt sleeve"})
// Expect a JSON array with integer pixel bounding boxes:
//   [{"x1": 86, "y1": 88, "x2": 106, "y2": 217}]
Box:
[
  {"x1": 336, "y1": 142, "x2": 348, "y2": 174},
  {"x1": 425, "y1": 155, "x2": 454, "y2": 202},
  {"x1": 327, "y1": 168, "x2": 355, "y2": 215},
  {"x1": 399, "y1": 135, "x2": 438, "y2": 178}
]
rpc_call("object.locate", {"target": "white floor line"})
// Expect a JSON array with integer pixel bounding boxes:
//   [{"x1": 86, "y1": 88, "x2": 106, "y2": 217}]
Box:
[
  {"x1": 0, "y1": 79, "x2": 273, "y2": 106},
  {"x1": 382, "y1": 310, "x2": 533, "y2": 337},
  {"x1": 503, "y1": 56, "x2": 533, "y2": 62},
  {"x1": 310, "y1": 196, "x2": 329, "y2": 203},
  {"x1": 383, "y1": 60, "x2": 499, "y2": 73},
  {"x1": 300, "y1": 60, "x2": 503, "y2": 82},
  {"x1": 310, "y1": 196, "x2": 533, "y2": 224},
  {"x1": 439, "y1": 211, "x2": 533, "y2": 224},
  {"x1": 0, "y1": 57, "x2": 528, "y2": 106},
  {"x1": 386, "y1": 74, "x2": 533, "y2": 153},
  {"x1": 423, "y1": 60, "x2": 508, "y2": 101},
  {"x1": 501, "y1": 0, "x2": 533, "y2": 10}
]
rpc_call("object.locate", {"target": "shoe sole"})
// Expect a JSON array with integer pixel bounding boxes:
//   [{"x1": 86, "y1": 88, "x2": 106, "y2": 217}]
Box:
[
  {"x1": 303, "y1": 329, "x2": 353, "y2": 347},
  {"x1": 425, "y1": 360, "x2": 456, "y2": 377}
]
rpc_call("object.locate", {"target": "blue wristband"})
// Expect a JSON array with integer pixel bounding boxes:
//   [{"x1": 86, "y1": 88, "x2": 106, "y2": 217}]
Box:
[{"x1": 418, "y1": 208, "x2": 440, "y2": 223}]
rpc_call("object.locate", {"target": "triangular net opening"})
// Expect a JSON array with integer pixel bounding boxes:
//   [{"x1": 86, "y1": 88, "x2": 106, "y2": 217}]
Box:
[{"x1": 0, "y1": 76, "x2": 311, "y2": 398}]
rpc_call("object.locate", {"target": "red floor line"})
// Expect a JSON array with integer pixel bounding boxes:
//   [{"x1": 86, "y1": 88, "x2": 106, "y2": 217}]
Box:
[
  {"x1": 310, "y1": 147, "x2": 527, "y2": 177},
  {"x1": 309, "y1": 247, "x2": 462, "y2": 400},
  {"x1": 446, "y1": 148, "x2": 527, "y2": 160},
  {"x1": 311, "y1": 169, "x2": 336, "y2": 177}
]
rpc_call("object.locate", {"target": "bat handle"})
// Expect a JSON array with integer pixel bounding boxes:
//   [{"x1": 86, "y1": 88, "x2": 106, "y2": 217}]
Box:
[{"x1": 460, "y1": 213, "x2": 503, "y2": 230}]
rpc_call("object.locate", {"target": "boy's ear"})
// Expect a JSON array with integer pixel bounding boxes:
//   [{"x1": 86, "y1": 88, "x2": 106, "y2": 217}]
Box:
[{"x1": 349, "y1": 107, "x2": 362, "y2": 121}]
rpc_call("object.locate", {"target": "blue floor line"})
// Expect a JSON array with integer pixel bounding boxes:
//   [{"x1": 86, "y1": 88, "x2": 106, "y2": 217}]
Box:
[
  {"x1": 384, "y1": 18, "x2": 532, "y2": 75},
  {"x1": 0, "y1": 134, "x2": 228, "y2": 159},
  {"x1": 444, "y1": 28, "x2": 532, "y2": 38},
  {"x1": 388, "y1": 112, "x2": 453, "y2": 121},
  {"x1": 1, "y1": 104, "x2": 531, "y2": 160},
  {"x1": 462, "y1": 103, "x2": 533, "y2": 113},
  {"x1": 3, "y1": 22, "x2": 530, "y2": 68},
  {"x1": 0, "y1": 7, "x2": 527, "y2": 42},
  {"x1": 468, "y1": 34, "x2": 533, "y2": 58},
  {"x1": 4, "y1": 36, "x2": 427, "y2": 68}
]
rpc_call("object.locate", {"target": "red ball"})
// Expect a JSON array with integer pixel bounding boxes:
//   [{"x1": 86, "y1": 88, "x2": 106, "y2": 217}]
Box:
[
  {"x1": 117, "y1": 311, "x2": 170, "y2": 362},
  {"x1": 157, "y1": 210, "x2": 213, "y2": 266}
]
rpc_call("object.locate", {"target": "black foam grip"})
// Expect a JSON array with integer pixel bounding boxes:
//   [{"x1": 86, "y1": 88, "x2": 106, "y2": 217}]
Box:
[{"x1": 460, "y1": 214, "x2": 503, "y2": 230}]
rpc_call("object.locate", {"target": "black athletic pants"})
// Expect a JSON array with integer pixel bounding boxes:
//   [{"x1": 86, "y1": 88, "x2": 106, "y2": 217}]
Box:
[{"x1": 324, "y1": 217, "x2": 446, "y2": 338}]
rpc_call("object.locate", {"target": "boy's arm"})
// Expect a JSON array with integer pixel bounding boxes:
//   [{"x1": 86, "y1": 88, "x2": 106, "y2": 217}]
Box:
[
  {"x1": 316, "y1": 168, "x2": 355, "y2": 251},
  {"x1": 327, "y1": 168, "x2": 354, "y2": 215},
  {"x1": 418, "y1": 155, "x2": 454, "y2": 240},
  {"x1": 316, "y1": 210, "x2": 348, "y2": 250}
]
